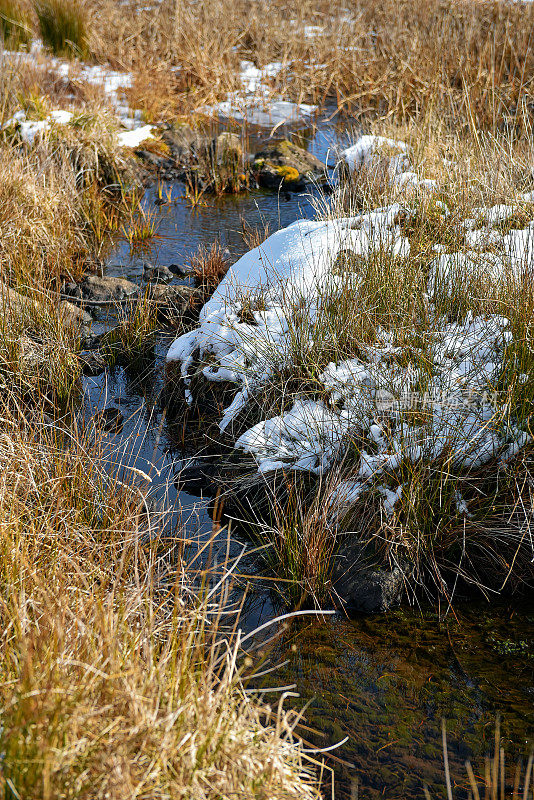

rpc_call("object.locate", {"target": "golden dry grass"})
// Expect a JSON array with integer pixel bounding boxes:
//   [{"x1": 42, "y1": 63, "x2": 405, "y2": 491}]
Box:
[
  {"x1": 0, "y1": 411, "x2": 323, "y2": 799},
  {"x1": 84, "y1": 0, "x2": 534, "y2": 129}
]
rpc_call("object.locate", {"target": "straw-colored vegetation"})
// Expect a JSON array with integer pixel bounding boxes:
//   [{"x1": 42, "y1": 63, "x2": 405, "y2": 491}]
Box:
[
  {"x1": 83, "y1": 0, "x2": 534, "y2": 129},
  {"x1": 0, "y1": 411, "x2": 322, "y2": 799},
  {"x1": 0, "y1": 0, "x2": 533, "y2": 793},
  {"x1": 0, "y1": 0, "x2": 31, "y2": 49}
]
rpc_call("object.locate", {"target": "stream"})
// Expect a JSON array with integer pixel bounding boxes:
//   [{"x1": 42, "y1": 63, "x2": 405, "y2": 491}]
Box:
[{"x1": 82, "y1": 119, "x2": 534, "y2": 799}]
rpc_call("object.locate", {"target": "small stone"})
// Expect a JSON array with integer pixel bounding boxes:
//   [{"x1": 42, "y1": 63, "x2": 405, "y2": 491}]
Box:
[{"x1": 143, "y1": 262, "x2": 174, "y2": 282}]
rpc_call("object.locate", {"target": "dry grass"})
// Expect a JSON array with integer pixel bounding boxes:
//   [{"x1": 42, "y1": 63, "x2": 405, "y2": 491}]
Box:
[
  {"x1": 83, "y1": 0, "x2": 534, "y2": 130},
  {"x1": 0, "y1": 0, "x2": 31, "y2": 49},
  {"x1": 0, "y1": 409, "x2": 322, "y2": 799},
  {"x1": 34, "y1": 0, "x2": 88, "y2": 57},
  {"x1": 188, "y1": 242, "x2": 230, "y2": 293}
]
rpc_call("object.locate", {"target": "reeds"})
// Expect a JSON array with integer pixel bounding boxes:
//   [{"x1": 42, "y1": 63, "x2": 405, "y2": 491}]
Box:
[
  {"x1": 429, "y1": 720, "x2": 533, "y2": 800},
  {"x1": 34, "y1": 0, "x2": 88, "y2": 57},
  {"x1": 188, "y1": 241, "x2": 229, "y2": 293},
  {"x1": 86, "y1": 0, "x2": 534, "y2": 130},
  {"x1": 0, "y1": 0, "x2": 31, "y2": 50}
]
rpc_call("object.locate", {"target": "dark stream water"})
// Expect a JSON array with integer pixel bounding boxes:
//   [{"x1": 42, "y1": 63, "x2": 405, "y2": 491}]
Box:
[{"x1": 82, "y1": 121, "x2": 534, "y2": 799}]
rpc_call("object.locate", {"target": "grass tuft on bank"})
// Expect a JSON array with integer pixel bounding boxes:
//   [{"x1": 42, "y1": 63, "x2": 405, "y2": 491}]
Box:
[{"x1": 0, "y1": 409, "x2": 322, "y2": 799}]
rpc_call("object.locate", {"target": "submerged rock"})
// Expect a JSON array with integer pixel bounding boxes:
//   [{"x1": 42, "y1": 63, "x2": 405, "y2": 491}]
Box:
[
  {"x1": 175, "y1": 460, "x2": 220, "y2": 495},
  {"x1": 333, "y1": 541, "x2": 408, "y2": 613},
  {"x1": 253, "y1": 139, "x2": 325, "y2": 190}
]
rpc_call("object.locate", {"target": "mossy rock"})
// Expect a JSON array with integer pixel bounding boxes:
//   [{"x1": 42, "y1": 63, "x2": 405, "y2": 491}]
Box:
[{"x1": 253, "y1": 138, "x2": 325, "y2": 191}]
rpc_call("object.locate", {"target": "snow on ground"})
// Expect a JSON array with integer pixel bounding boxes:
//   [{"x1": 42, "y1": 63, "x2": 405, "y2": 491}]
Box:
[
  {"x1": 167, "y1": 134, "x2": 533, "y2": 496},
  {"x1": 2, "y1": 108, "x2": 74, "y2": 143},
  {"x1": 341, "y1": 135, "x2": 438, "y2": 194},
  {"x1": 200, "y1": 60, "x2": 317, "y2": 127},
  {"x1": 3, "y1": 44, "x2": 154, "y2": 146}
]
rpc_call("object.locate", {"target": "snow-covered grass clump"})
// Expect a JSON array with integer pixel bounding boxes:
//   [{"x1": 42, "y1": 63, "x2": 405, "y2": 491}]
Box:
[{"x1": 167, "y1": 134, "x2": 534, "y2": 567}]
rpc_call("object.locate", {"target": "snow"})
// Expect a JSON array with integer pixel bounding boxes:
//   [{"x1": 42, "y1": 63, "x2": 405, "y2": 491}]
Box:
[
  {"x1": 167, "y1": 134, "x2": 533, "y2": 500},
  {"x1": 2, "y1": 108, "x2": 73, "y2": 143},
  {"x1": 341, "y1": 134, "x2": 438, "y2": 195},
  {"x1": 200, "y1": 60, "x2": 317, "y2": 127},
  {"x1": 3, "y1": 46, "x2": 151, "y2": 145},
  {"x1": 117, "y1": 124, "x2": 155, "y2": 147}
]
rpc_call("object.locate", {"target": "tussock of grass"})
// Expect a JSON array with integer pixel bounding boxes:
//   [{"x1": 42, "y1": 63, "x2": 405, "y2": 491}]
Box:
[
  {"x1": 34, "y1": 0, "x2": 88, "y2": 57},
  {"x1": 188, "y1": 241, "x2": 229, "y2": 293},
  {"x1": 0, "y1": 411, "x2": 322, "y2": 799},
  {"x1": 100, "y1": 292, "x2": 157, "y2": 368}
]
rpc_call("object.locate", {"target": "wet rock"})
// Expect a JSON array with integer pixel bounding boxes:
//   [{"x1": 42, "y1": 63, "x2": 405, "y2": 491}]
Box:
[
  {"x1": 168, "y1": 263, "x2": 194, "y2": 276},
  {"x1": 79, "y1": 349, "x2": 107, "y2": 376},
  {"x1": 333, "y1": 540, "x2": 408, "y2": 613},
  {"x1": 65, "y1": 276, "x2": 139, "y2": 304},
  {"x1": 143, "y1": 262, "x2": 174, "y2": 283},
  {"x1": 175, "y1": 460, "x2": 220, "y2": 495},
  {"x1": 92, "y1": 407, "x2": 124, "y2": 433},
  {"x1": 253, "y1": 139, "x2": 325, "y2": 190}
]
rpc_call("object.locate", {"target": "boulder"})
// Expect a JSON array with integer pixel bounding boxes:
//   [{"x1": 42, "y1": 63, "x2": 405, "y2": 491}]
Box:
[
  {"x1": 253, "y1": 139, "x2": 325, "y2": 190},
  {"x1": 59, "y1": 300, "x2": 92, "y2": 327}
]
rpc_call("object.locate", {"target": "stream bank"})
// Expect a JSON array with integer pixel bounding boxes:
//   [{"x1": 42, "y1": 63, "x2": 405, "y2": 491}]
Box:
[{"x1": 79, "y1": 118, "x2": 534, "y2": 799}]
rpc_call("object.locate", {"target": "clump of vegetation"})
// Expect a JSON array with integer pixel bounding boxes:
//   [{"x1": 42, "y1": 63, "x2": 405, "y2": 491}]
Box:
[
  {"x1": 0, "y1": 410, "x2": 322, "y2": 800},
  {"x1": 100, "y1": 292, "x2": 157, "y2": 368},
  {"x1": 254, "y1": 472, "x2": 341, "y2": 607},
  {"x1": 121, "y1": 201, "x2": 160, "y2": 248},
  {"x1": 188, "y1": 241, "x2": 229, "y2": 293},
  {"x1": 241, "y1": 217, "x2": 271, "y2": 251},
  {"x1": 34, "y1": 0, "x2": 88, "y2": 57},
  {"x1": 0, "y1": 0, "x2": 31, "y2": 50}
]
